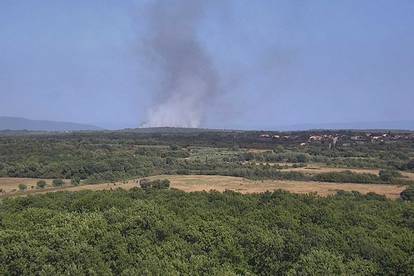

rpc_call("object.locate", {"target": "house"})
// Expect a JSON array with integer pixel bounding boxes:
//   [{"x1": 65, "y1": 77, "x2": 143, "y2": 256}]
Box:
[{"x1": 308, "y1": 135, "x2": 323, "y2": 142}]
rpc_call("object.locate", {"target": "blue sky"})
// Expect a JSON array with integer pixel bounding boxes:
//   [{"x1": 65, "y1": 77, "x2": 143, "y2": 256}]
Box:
[{"x1": 1, "y1": 0, "x2": 413, "y2": 129}]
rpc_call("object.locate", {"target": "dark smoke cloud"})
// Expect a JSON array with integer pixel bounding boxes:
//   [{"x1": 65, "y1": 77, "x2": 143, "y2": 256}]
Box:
[{"x1": 142, "y1": 0, "x2": 219, "y2": 127}]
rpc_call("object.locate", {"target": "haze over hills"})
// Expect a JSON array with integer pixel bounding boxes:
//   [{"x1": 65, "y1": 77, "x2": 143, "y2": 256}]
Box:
[
  {"x1": 1, "y1": 116, "x2": 413, "y2": 133},
  {"x1": 0, "y1": 116, "x2": 102, "y2": 131},
  {"x1": 273, "y1": 121, "x2": 414, "y2": 131}
]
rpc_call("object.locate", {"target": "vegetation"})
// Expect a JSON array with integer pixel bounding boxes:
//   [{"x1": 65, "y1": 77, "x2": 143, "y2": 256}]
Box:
[
  {"x1": 0, "y1": 189, "x2": 413, "y2": 275},
  {"x1": 312, "y1": 171, "x2": 381, "y2": 184},
  {"x1": 379, "y1": 169, "x2": 402, "y2": 182},
  {"x1": 0, "y1": 130, "x2": 413, "y2": 184},
  {"x1": 36, "y1": 180, "x2": 47, "y2": 189},
  {"x1": 52, "y1": 179, "x2": 64, "y2": 187},
  {"x1": 18, "y1": 183, "x2": 27, "y2": 191},
  {"x1": 139, "y1": 178, "x2": 170, "y2": 189},
  {"x1": 401, "y1": 186, "x2": 414, "y2": 201},
  {"x1": 0, "y1": 130, "x2": 413, "y2": 274},
  {"x1": 406, "y1": 159, "x2": 414, "y2": 170},
  {"x1": 71, "y1": 177, "x2": 81, "y2": 186}
]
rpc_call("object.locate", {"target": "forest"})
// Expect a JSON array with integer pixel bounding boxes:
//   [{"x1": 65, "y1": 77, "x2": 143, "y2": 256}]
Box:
[{"x1": 1, "y1": 188, "x2": 414, "y2": 275}]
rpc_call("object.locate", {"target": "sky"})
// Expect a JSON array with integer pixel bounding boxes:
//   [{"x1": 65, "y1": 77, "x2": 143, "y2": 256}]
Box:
[{"x1": 1, "y1": 0, "x2": 413, "y2": 130}]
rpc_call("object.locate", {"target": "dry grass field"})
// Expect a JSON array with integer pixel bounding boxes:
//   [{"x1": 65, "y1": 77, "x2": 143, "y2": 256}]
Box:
[
  {"x1": 0, "y1": 174, "x2": 406, "y2": 199},
  {"x1": 148, "y1": 175, "x2": 405, "y2": 199},
  {"x1": 0, "y1": 178, "x2": 70, "y2": 193}
]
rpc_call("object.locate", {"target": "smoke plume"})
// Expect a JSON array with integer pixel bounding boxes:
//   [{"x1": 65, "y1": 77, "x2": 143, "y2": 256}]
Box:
[{"x1": 142, "y1": 0, "x2": 218, "y2": 128}]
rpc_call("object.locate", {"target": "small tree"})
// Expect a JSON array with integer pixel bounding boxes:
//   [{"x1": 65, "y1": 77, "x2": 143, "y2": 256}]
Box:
[
  {"x1": 52, "y1": 179, "x2": 64, "y2": 187},
  {"x1": 296, "y1": 154, "x2": 308, "y2": 163},
  {"x1": 406, "y1": 159, "x2": 414, "y2": 170},
  {"x1": 71, "y1": 177, "x2": 80, "y2": 186},
  {"x1": 139, "y1": 179, "x2": 151, "y2": 189},
  {"x1": 139, "y1": 178, "x2": 170, "y2": 189},
  {"x1": 154, "y1": 179, "x2": 170, "y2": 189},
  {"x1": 400, "y1": 186, "x2": 414, "y2": 201},
  {"x1": 160, "y1": 179, "x2": 170, "y2": 189},
  {"x1": 274, "y1": 145, "x2": 284, "y2": 153},
  {"x1": 18, "y1": 183, "x2": 27, "y2": 191},
  {"x1": 169, "y1": 144, "x2": 179, "y2": 151},
  {"x1": 36, "y1": 180, "x2": 47, "y2": 189},
  {"x1": 379, "y1": 170, "x2": 401, "y2": 182}
]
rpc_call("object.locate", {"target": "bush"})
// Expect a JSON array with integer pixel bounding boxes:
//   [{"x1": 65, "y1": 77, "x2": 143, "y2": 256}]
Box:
[
  {"x1": 296, "y1": 154, "x2": 308, "y2": 163},
  {"x1": 379, "y1": 169, "x2": 401, "y2": 182},
  {"x1": 154, "y1": 179, "x2": 170, "y2": 189},
  {"x1": 312, "y1": 171, "x2": 380, "y2": 184},
  {"x1": 71, "y1": 177, "x2": 81, "y2": 186},
  {"x1": 36, "y1": 180, "x2": 47, "y2": 189},
  {"x1": 52, "y1": 179, "x2": 64, "y2": 187},
  {"x1": 139, "y1": 179, "x2": 151, "y2": 189},
  {"x1": 400, "y1": 186, "x2": 414, "y2": 201},
  {"x1": 139, "y1": 179, "x2": 170, "y2": 189},
  {"x1": 169, "y1": 144, "x2": 180, "y2": 150},
  {"x1": 18, "y1": 183, "x2": 27, "y2": 191},
  {"x1": 406, "y1": 159, "x2": 414, "y2": 170}
]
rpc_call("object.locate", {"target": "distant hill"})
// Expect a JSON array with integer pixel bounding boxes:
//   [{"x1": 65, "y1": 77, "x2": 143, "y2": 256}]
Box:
[
  {"x1": 122, "y1": 127, "x2": 239, "y2": 134},
  {"x1": 0, "y1": 116, "x2": 102, "y2": 131}
]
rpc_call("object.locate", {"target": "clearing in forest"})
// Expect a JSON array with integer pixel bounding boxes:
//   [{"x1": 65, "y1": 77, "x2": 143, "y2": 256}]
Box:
[{"x1": 0, "y1": 175, "x2": 405, "y2": 199}]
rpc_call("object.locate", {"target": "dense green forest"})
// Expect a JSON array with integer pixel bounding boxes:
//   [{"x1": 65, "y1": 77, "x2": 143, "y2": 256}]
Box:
[{"x1": 1, "y1": 189, "x2": 413, "y2": 275}]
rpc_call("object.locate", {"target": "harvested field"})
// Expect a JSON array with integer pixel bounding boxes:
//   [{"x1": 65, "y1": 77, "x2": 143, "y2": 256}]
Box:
[
  {"x1": 1, "y1": 175, "x2": 405, "y2": 199},
  {"x1": 0, "y1": 178, "x2": 132, "y2": 197},
  {"x1": 151, "y1": 175, "x2": 406, "y2": 199},
  {"x1": 0, "y1": 178, "x2": 70, "y2": 194}
]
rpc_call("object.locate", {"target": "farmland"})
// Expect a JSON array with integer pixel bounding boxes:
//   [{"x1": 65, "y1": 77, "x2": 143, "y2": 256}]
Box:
[
  {"x1": 0, "y1": 174, "x2": 407, "y2": 199},
  {"x1": 1, "y1": 129, "x2": 413, "y2": 198}
]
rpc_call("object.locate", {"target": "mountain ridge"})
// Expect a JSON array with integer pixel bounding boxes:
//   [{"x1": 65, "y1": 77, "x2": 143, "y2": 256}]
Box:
[{"x1": 0, "y1": 116, "x2": 102, "y2": 131}]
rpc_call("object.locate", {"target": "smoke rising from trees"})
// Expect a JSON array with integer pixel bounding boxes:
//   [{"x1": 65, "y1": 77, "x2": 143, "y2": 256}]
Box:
[{"x1": 141, "y1": 0, "x2": 219, "y2": 128}]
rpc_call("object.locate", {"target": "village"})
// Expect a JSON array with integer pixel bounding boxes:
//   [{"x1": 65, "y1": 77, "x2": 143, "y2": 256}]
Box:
[{"x1": 258, "y1": 131, "x2": 414, "y2": 147}]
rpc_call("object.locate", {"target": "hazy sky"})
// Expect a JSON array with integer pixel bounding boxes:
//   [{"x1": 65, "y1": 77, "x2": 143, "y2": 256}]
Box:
[{"x1": 1, "y1": 0, "x2": 413, "y2": 129}]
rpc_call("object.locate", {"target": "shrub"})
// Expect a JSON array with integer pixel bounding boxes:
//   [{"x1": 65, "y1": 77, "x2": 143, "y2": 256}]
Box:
[
  {"x1": 406, "y1": 159, "x2": 414, "y2": 170},
  {"x1": 71, "y1": 177, "x2": 81, "y2": 186},
  {"x1": 139, "y1": 179, "x2": 151, "y2": 189},
  {"x1": 365, "y1": 192, "x2": 386, "y2": 201},
  {"x1": 154, "y1": 179, "x2": 170, "y2": 189},
  {"x1": 139, "y1": 179, "x2": 170, "y2": 189},
  {"x1": 312, "y1": 171, "x2": 380, "y2": 184},
  {"x1": 36, "y1": 180, "x2": 47, "y2": 189},
  {"x1": 400, "y1": 186, "x2": 414, "y2": 201},
  {"x1": 379, "y1": 169, "x2": 401, "y2": 182},
  {"x1": 18, "y1": 183, "x2": 27, "y2": 191},
  {"x1": 296, "y1": 154, "x2": 308, "y2": 163},
  {"x1": 52, "y1": 179, "x2": 64, "y2": 187},
  {"x1": 169, "y1": 144, "x2": 180, "y2": 150}
]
